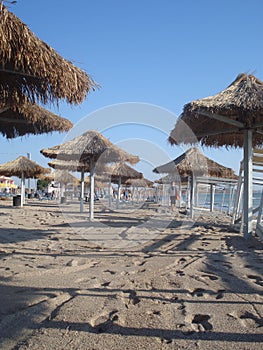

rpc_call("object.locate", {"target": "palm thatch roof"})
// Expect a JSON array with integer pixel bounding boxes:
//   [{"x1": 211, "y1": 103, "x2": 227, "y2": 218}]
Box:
[
  {"x1": 0, "y1": 101, "x2": 72, "y2": 138},
  {"x1": 48, "y1": 159, "x2": 91, "y2": 173},
  {"x1": 84, "y1": 175, "x2": 108, "y2": 188},
  {"x1": 0, "y1": 155, "x2": 50, "y2": 178},
  {"x1": 153, "y1": 147, "x2": 237, "y2": 178},
  {"x1": 125, "y1": 177, "x2": 154, "y2": 188},
  {"x1": 0, "y1": 2, "x2": 98, "y2": 107},
  {"x1": 38, "y1": 170, "x2": 79, "y2": 185},
  {"x1": 169, "y1": 74, "x2": 263, "y2": 148},
  {"x1": 108, "y1": 163, "x2": 143, "y2": 184},
  {"x1": 155, "y1": 174, "x2": 188, "y2": 185},
  {"x1": 41, "y1": 130, "x2": 140, "y2": 164}
]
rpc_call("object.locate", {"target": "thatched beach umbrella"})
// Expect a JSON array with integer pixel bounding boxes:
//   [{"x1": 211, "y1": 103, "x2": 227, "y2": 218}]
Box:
[
  {"x1": 0, "y1": 156, "x2": 50, "y2": 206},
  {"x1": 0, "y1": 2, "x2": 97, "y2": 107},
  {"x1": 38, "y1": 170, "x2": 79, "y2": 185},
  {"x1": 41, "y1": 130, "x2": 139, "y2": 219},
  {"x1": 153, "y1": 147, "x2": 237, "y2": 178},
  {"x1": 125, "y1": 177, "x2": 154, "y2": 188},
  {"x1": 125, "y1": 177, "x2": 154, "y2": 205},
  {"x1": 0, "y1": 101, "x2": 73, "y2": 138},
  {"x1": 48, "y1": 159, "x2": 90, "y2": 207},
  {"x1": 169, "y1": 73, "x2": 263, "y2": 238},
  {"x1": 153, "y1": 147, "x2": 237, "y2": 210},
  {"x1": 155, "y1": 174, "x2": 188, "y2": 185},
  {"x1": 37, "y1": 169, "x2": 79, "y2": 200},
  {"x1": 48, "y1": 159, "x2": 91, "y2": 172},
  {"x1": 108, "y1": 162, "x2": 143, "y2": 208},
  {"x1": 84, "y1": 175, "x2": 107, "y2": 190}
]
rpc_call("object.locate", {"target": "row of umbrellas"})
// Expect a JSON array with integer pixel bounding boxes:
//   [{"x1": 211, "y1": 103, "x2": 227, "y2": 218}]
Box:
[
  {"x1": 0, "y1": 5, "x2": 147, "y2": 214},
  {"x1": 40, "y1": 130, "x2": 141, "y2": 219},
  {"x1": 1, "y1": 5, "x2": 263, "y2": 238},
  {"x1": 0, "y1": 149, "x2": 146, "y2": 211}
]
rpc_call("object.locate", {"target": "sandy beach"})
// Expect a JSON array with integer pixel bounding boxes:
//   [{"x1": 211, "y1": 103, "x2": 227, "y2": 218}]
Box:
[{"x1": 0, "y1": 198, "x2": 262, "y2": 350}]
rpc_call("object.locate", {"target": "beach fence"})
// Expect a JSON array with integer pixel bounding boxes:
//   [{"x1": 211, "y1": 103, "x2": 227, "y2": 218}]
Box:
[
  {"x1": 232, "y1": 149, "x2": 263, "y2": 240},
  {"x1": 188, "y1": 176, "x2": 238, "y2": 218}
]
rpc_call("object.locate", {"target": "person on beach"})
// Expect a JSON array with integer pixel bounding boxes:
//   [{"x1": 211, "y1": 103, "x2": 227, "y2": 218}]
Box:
[{"x1": 168, "y1": 181, "x2": 178, "y2": 211}]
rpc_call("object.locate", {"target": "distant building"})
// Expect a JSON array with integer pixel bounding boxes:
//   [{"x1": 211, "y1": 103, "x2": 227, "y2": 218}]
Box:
[{"x1": 0, "y1": 176, "x2": 17, "y2": 192}]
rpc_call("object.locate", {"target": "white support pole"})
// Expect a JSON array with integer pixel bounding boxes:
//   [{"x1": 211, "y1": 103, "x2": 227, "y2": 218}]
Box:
[
  {"x1": 27, "y1": 153, "x2": 31, "y2": 195},
  {"x1": 256, "y1": 188, "x2": 263, "y2": 237},
  {"x1": 89, "y1": 158, "x2": 95, "y2": 221},
  {"x1": 178, "y1": 181, "x2": 182, "y2": 208},
  {"x1": 116, "y1": 176, "x2": 121, "y2": 209},
  {"x1": 231, "y1": 162, "x2": 244, "y2": 224},
  {"x1": 190, "y1": 175, "x2": 195, "y2": 218},
  {"x1": 131, "y1": 186, "x2": 135, "y2": 206},
  {"x1": 21, "y1": 171, "x2": 25, "y2": 207},
  {"x1": 195, "y1": 180, "x2": 198, "y2": 207},
  {"x1": 187, "y1": 176, "x2": 191, "y2": 209},
  {"x1": 243, "y1": 129, "x2": 253, "y2": 239},
  {"x1": 80, "y1": 169, "x2": 85, "y2": 213},
  {"x1": 210, "y1": 184, "x2": 215, "y2": 212},
  {"x1": 228, "y1": 186, "x2": 233, "y2": 215},
  {"x1": 108, "y1": 181, "x2": 112, "y2": 207}
]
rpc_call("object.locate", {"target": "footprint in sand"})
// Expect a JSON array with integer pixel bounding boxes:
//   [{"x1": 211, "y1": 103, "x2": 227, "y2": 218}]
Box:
[
  {"x1": 132, "y1": 260, "x2": 146, "y2": 266},
  {"x1": 189, "y1": 288, "x2": 217, "y2": 298},
  {"x1": 200, "y1": 273, "x2": 219, "y2": 281},
  {"x1": 228, "y1": 310, "x2": 263, "y2": 328},
  {"x1": 239, "y1": 311, "x2": 263, "y2": 328},
  {"x1": 100, "y1": 281, "x2": 111, "y2": 287},
  {"x1": 190, "y1": 288, "x2": 206, "y2": 297},
  {"x1": 191, "y1": 314, "x2": 213, "y2": 332},
  {"x1": 90, "y1": 309, "x2": 119, "y2": 332},
  {"x1": 215, "y1": 289, "x2": 225, "y2": 299},
  {"x1": 176, "y1": 270, "x2": 185, "y2": 276},
  {"x1": 246, "y1": 274, "x2": 263, "y2": 287},
  {"x1": 103, "y1": 269, "x2": 116, "y2": 275},
  {"x1": 120, "y1": 290, "x2": 140, "y2": 308}
]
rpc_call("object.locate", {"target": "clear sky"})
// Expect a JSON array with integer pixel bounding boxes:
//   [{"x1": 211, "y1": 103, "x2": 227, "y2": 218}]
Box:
[{"x1": 2, "y1": 0, "x2": 263, "y2": 181}]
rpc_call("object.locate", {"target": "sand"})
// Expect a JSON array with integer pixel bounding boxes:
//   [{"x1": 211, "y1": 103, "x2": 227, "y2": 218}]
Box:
[{"x1": 0, "y1": 198, "x2": 262, "y2": 349}]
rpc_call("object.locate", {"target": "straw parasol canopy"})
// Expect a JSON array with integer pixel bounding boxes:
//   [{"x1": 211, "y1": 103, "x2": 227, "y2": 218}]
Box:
[
  {"x1": 0, "y1": 2, "x2": 98, "y2": 107},
  {"x1": 84, "y1": 176, "x2": 107, "y2": 189},
  {"x1": 40, "y1": 130, "x2": 139, "y2": 164},
  {"x1": 38, "y1": 170, "x2": 79, "y2": 185},
  {"x1": 107, "y1": 162, "x2": 143, "y2": 209},
  {"x1": 168, "y1": 73, "x2": 263, "y2": 238},
  {"x1": 0, "y1": 155, "x2": 50, "y2": 178},
  {"x1": 0, "y1": 101, "x2": 73, "y2": 138},
  {"x1": 155, "y1": 174, "x2": 188, "y2": 185},
  {"x1": 153, "y1": 147, "x2": 237, "y2": 178},
  {"x1": 48, "y1": 159, "x2": 91, "y2": 173},
  {"x1": 0, "y1": 155, "x2": 50, "y2": 206},
  {"x1": 125, "y1": 177, "x2": 154, "y2": 188},
  {"x1": 108, "y1": 163, "x2": 143, "y2": 184},
  {"x1": 169, "y1": 74, "x2": 263, "y2": 148}
]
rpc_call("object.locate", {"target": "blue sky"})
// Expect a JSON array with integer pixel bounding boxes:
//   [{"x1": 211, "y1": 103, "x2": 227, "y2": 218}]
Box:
[{"x1": 2, "y1": 0, "x2": 263, "y2": 181}]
